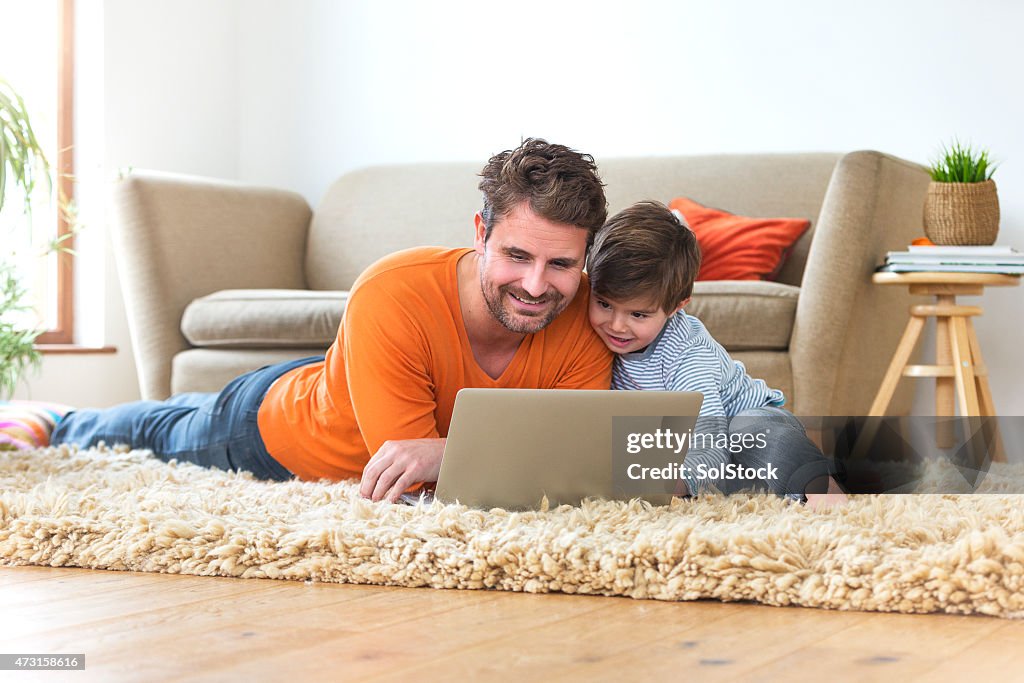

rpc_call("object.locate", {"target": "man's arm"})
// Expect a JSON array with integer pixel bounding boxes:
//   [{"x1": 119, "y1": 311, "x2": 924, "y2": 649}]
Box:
[{"x1": 329, "y1": 280, "x2": 445, "y2": 502}]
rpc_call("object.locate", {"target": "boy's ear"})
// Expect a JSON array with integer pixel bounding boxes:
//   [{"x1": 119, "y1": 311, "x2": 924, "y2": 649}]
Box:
[
  {"x1": 473, "y1": 212, "x2": 487, "y2": 254},
  {"x1": 675, "y1": 298, "x2": 690, "y2": 313}
]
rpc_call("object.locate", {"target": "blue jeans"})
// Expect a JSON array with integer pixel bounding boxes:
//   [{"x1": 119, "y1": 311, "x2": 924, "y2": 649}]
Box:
[
  {"x1": 681, "y1": 407, "x2": 839, "y2": 497},
  {"x1": 51, "y1": 356, "x2": 324, "y2": 481},
  {"x1": 722, "y1": 407, "x2": 839, "y2": 496}
]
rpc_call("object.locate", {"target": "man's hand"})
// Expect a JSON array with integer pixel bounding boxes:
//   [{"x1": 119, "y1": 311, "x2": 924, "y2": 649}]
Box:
[{"x1": 359, "y1": 438, "x2": 446, "y2": 503}]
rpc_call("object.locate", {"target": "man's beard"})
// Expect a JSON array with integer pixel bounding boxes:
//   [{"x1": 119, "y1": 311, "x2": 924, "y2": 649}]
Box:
[{"x1": 481, "y1": 280, "x2": 567, "y2": 334}]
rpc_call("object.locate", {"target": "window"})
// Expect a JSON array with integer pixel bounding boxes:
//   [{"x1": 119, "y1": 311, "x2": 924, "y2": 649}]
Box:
[{"x1": 0, "y1": 0, "x2": 75, "y2": 344}]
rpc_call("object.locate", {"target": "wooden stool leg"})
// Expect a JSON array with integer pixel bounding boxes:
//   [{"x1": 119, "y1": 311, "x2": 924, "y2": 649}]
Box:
[
  {"x1": 935, "y1": 296, "x2": 956, "y2": 447},
  {"x1": 966, "y1": 318, "x2": 1007, "y2": 463},
  {"x1": 966, "y1": 318, "x2": 997, "y2": 416},
  {"x1": 950, "y1": 315, "x2": 981, "y2": 416},
  {"x1": 950, "y1": 314, "x2": 990, "y2": 469},
  {"x1": 869, "y1": 314, "x2": 925, "y2": 416}
]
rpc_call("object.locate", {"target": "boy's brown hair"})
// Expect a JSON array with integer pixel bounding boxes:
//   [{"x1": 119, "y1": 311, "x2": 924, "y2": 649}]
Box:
[
  {"x1": 478, "y1": 138, "x2": 607, "y2": 247},
  {"x1": 587, "y1": 200, "x2": 701, "y2": 313}
]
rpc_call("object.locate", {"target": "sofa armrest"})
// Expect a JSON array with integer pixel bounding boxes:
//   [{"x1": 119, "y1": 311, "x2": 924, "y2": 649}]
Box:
[
  {"x1": 790, "y1": 151, "x2": 930, "y2": 415},
  {"x1": 111, "y1": 171, "x2": 312, "y2": 399}
]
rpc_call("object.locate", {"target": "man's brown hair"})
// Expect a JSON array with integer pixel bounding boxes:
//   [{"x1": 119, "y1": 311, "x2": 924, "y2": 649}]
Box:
[
  {"x1": 478, "y1": 138, "x2": 607, "y2": 246},
  {"x1": 587, "y1": 201, "x2": 702, "y2": 313}
]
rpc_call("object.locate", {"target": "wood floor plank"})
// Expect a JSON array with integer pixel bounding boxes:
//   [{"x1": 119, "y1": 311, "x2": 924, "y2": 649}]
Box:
[
  {"x1": 0, "y1": 565, "x2": 91, "y2": 586},
  {"x1": 3, "y1": 570, "x2": 508, "y2": 681},
  {"x1": 188, "y1": 588, "x2": 615, "y2": 682},
  {"x1": 0, "y1": 569, "x2": 269, "y2": 641},
  {"x1": 1, "y1": 565, "x2": 137, "y2": 588},
  {"x1": 4, "y1": 573, "x2": 391, "y2": 643},
  {"x1": 745, "y1": 610, "x2": 1011, "y2": 681},
  {"x1": 366, "y1": 599, "x2": 740, "y2": 682},
  {"x1": 2, "y1": 566, "x2": 1021, "y2": 682},
  {"x1": 1, "y1": 565, "x2": 213, "y2": 595},
  {"x1": 22, "y1": 586, "x2": 418, "y2": 681},
  {"x1": 521, "y1": 602, "x2": 873, "y2": 682},
  {"x1": 1, "y1": 568, "x2": 187, "y2": 604},
  {"x1": 2, "y1": 574, "x2": 372, "y2": 645},
  {"x1": 365, "y1": 596, "x2": 860, "y2": 683},
  {"x1": 899, "y1": 618, "x2": 1024, "y2": 681}
]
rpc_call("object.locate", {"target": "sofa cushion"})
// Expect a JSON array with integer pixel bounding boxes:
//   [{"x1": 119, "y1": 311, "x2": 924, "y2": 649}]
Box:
[
  {"x1": 172, "y1": 348, "x2": 329, "y2": 394},
  {"x1": 1, "y1": 400, "x2": 73, "y2": 450},
  {"x1": 182, "y1": 289, "x2": 346, "y2": 348},
  {"x1": 687, "y1": 281, "x2": 799, "y2": 351},
  {"x1": 669, "y1": 196, "x2": 811, "y2": 281},
  {"x1": 182, "y1": 285, "x2": 795, "y2": 353}
]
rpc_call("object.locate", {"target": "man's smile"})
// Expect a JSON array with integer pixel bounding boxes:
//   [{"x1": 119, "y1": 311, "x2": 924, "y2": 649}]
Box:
[{"x1": 508, "y1": 291, "x2": 549, "y2": 308}]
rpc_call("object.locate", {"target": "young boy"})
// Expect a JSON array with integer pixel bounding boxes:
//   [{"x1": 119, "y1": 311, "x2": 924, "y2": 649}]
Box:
[{"x1": 587, "y1": 201, "x2": 846, "y2": 509}]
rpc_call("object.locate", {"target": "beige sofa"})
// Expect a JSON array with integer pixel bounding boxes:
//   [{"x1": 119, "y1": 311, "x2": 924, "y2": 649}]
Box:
[{"x1": 111, "y1": 151, "x2": 928, "y2": 416}]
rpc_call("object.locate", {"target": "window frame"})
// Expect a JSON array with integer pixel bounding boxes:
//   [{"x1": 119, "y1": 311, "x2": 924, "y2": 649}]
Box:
[{"x1": 34, "y1": 0, "x2": 74, "y2": 345}]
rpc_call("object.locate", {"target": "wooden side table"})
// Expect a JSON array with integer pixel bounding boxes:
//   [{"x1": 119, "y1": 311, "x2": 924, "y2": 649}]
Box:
[{"x1": 869, "y1": 271, "x2": 1019, "y2": 459}]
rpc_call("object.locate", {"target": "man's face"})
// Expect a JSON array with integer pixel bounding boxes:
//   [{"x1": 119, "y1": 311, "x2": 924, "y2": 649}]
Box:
[{"x1": 475, "y1": 202, "x2": 588, "y2": 334}]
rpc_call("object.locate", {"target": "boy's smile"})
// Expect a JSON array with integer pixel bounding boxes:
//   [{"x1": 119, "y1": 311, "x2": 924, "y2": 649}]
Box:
[{"x1": 588, "y1": 293, "x2": 682, "y2": 355}]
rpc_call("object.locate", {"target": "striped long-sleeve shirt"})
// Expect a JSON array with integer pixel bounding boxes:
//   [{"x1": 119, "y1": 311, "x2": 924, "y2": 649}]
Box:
[{"x1": 611, "y1": 311, "x2": 784, "y2": 494}]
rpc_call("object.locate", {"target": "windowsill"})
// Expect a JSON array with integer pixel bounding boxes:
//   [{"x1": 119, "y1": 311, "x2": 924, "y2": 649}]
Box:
[{"x1": 36, "y1": 344, "x2": 117, "y2": 355}]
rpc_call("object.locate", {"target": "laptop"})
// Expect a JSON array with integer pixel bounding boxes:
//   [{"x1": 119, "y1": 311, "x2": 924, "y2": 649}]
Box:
[{"x1": 416, "y1": 388, "x2": 702, "y2": 510}]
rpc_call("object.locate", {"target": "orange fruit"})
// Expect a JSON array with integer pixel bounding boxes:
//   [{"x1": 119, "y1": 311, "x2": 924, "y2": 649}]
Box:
[{"x1": 911, "y1": 237, "x2": 935, "y2": 246}]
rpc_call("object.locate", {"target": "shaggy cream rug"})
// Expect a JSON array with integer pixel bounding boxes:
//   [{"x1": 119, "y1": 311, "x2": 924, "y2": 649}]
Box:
[{"x1": 2, "y1": 445, "x2": 1024, "y2": 619}]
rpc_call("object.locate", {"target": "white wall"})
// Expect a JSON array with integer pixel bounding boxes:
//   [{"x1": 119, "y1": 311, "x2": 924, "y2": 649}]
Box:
[
  {"x1": 14, "y1": 0, "x2": 241, "y2": 405},
  {"x1": 16, "y1": 0, "x2": 1024, "y2": 418}
]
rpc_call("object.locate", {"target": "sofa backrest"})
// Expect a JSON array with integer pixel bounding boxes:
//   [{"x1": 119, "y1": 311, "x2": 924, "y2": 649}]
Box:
[
  {"x1": 600, "y1": 153, "x2": 842, "y2": 287},
  {"x1": 305, "y1": 152, "x2": 843, "y2": 290}
]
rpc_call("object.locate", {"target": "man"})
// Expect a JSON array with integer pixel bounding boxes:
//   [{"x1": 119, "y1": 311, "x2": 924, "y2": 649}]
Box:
[{"x1": 54, "y1": 139, "x2": 613, "y2": 502}]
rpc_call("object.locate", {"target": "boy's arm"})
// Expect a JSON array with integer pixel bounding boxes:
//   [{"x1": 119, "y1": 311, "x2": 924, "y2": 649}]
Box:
[
  {"x1": 693, "y1": 323, "x2": 785, "y2": 414},
  {"x1": 719, "y1": 359, "x2": 786, "y2": 415},
  {"x1": 665, "y1": 345, "x2": 732, "y2": 496}
]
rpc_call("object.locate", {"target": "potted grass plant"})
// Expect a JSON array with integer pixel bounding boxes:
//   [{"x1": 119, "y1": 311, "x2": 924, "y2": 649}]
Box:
[
  {"x1": 923, "y1": 140, "x2": 1000, "y2": 245},
  {"x1": 0, "y1": 78, "x2": 62, "y2": 397}
]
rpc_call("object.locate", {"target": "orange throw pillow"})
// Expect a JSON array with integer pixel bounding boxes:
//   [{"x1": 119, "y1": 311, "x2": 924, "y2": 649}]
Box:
[{"x1": 668, "y1": 197, "x2": 810, "y2": 281}]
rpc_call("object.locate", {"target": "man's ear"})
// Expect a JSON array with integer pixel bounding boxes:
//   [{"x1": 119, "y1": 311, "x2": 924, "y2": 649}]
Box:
[{"x1": 473, "y1": 212, "x2": 487, "y2": 254}]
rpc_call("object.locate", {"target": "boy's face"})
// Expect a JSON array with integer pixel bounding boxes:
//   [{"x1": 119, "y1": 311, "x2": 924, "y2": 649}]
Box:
[{"x1": 588, "y1": 292, "x2": 684, "y2": 355}]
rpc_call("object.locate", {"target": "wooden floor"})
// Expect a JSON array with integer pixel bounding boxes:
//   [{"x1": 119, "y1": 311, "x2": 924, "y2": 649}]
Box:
[{"x1": 2, "y1": 566, "x2": 1023, "y2": 682}]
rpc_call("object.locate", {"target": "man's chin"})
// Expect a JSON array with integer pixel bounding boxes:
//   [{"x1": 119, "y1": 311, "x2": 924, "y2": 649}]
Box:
[
  {"x1": 498, "y1": 305, "x2": 561, "y2": 334},
  {"x1": 500, "y1": 316, "x2": 551, "y2": 335}
]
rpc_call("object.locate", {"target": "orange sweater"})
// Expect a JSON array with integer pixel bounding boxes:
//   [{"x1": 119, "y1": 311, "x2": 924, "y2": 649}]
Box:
[{"x1": 257, "y1": 247, "x2": 612, "y2": 481}]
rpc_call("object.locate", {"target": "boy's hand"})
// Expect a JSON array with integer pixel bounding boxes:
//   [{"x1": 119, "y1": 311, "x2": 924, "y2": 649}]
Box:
[
  {"x1": 805, "y1": 476, "x2": 848, "y2": 511},
  {"x1": 359, "y1": 438, "x2": 446, "y2": 503}
]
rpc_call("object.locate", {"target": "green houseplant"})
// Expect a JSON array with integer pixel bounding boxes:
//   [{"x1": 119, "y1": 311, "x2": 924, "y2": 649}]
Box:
[
  {"x1": 0, "y1": 78, "x2": 59, "y2": 397},
  {"x1": 924, "y1": 140, "x2": 1000, "y2": 245}
]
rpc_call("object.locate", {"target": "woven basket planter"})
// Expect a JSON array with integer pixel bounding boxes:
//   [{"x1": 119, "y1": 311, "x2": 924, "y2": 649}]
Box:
[{"x1": 923, "y1": 179, "x2": 1000, "y2": 245}]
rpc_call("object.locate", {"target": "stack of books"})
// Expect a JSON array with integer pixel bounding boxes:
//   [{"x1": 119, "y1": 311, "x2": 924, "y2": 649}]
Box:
[{"x1": 877, "y1": 245, "x2": 1024, "y2": 274}]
